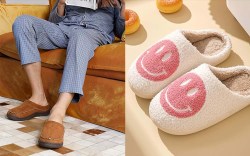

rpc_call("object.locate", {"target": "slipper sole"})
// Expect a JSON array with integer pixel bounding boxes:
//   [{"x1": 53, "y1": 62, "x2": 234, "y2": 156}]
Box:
[
  {"x1": 6, "y1": 110, "x2": 50, "y2": 121},
  {"x1": 38, "y1": 140, "x2": 63, "y2": 149}
]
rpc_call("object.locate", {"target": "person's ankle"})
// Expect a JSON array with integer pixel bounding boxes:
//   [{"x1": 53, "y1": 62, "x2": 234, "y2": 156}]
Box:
[
  {"x1": 48, "y1": 105, "x2": 66, "y2": 124},
  {"x1": 29, "y1": 94, "x2": 48, "y2": 106},
  {"x1": 48, "y1": 111, "x2": 65, "y2": 124}
]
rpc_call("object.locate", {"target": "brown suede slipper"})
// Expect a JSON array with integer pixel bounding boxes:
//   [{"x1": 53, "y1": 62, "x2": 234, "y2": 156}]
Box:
[
  {"x1": 6, "y1": 100, "x2": 51, "y2": 121},
  {"x1": 38, "y1": 120, "x2": 64, "y2": 149}
]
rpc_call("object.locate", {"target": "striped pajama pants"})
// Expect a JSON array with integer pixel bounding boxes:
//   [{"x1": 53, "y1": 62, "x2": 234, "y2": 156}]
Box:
[{"x1": 12, "y1": 15, "x2": 108, "y2": 103}]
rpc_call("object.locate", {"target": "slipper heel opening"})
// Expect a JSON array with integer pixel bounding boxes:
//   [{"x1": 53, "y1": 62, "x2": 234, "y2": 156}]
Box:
[
  {"x1": 183, "y1": 31, "x2": 227, "y2": 56},
  {"x1": 212, "y1": 67, "x2": 250, "y2": 96}
]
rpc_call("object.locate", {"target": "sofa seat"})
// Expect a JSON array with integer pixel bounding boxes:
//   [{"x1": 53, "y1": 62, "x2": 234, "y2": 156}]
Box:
[{"x1": 0, "y1": 32, "x2": 125, "y2": 81}]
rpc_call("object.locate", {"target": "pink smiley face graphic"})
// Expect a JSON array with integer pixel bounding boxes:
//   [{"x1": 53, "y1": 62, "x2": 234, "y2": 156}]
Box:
[
  {"x1": 160, "y1": 73, "x2": 206, "y2": 118},
  {"x1": 136, "y1": 40, "x2": 179, "y2": 81}
]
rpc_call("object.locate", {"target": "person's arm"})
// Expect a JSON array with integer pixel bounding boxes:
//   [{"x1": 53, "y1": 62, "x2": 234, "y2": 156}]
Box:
[
  {"x1": 120, "y1": 0, "x2": 125, "y2": 19},
  {"x1": 48, "y1": 0, "x2": 67, "y2": 23},
  {"x1": 114, "y1": 0, "x2": 125, "y2": 39}
]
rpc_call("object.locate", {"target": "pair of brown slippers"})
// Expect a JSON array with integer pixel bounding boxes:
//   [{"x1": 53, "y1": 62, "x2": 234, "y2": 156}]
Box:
[{"x1": 6, "y1": 100, "x2": 64, "y2": 149}]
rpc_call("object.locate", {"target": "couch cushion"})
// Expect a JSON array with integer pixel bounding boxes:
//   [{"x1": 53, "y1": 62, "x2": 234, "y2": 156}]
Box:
[{"x1": 0, "y1": 32, "x2": 125, "y2": 80}]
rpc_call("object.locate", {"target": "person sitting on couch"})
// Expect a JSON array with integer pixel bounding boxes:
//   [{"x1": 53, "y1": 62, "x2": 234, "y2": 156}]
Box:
[{"x1": 6, "y1": 0, "x2": 125, "y2": 149}]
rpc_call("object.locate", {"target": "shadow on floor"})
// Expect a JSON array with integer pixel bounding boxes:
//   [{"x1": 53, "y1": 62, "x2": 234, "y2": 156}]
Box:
[
  {"x1": 126, "y1": 25, "x2": 147, "y2": 46},
  {"x1": 158, "y1": 105, "x2": 250, "y2": 156},
  {"x1": 136, "y1": 95, "x2": 150, "y2": 116},
  {"x1": 218, "y1": 50, "x2": 244, "y2": 67},
  {"x1": 160, "y1": 5, "x2": 192, "y2": 24},
  {"x1": 209, "y1": 0, "x2": 250, "y2": 42}
]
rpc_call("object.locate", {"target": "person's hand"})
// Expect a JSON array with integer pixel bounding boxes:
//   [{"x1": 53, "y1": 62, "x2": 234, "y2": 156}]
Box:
[
  {"x1": 120, "y1": 0, "x2": 125, "y2": 19},
  {"x1": 120, "y1": 0, "x2": 125, "y2": 5},
  {"x1": 58, "y1": 0, "x2": 66, "y2": 5},
  {"x1": 57, "y1": 0, "x2": 66, "y2": 17}
]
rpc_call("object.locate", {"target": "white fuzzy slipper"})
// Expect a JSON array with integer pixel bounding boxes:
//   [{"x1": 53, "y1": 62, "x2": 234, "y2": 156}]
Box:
[
  {"x1": 128, "y1": 29, "x2": 231, "y2": 99},
  {"x1": 149, "y1": 64, "x2": 250, "y2": 135}
]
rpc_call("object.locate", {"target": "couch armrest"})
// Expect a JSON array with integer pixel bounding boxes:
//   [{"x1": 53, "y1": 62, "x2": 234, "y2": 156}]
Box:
[{"x1": 0, "y1": 4, "x2": 50, "y2": 35}]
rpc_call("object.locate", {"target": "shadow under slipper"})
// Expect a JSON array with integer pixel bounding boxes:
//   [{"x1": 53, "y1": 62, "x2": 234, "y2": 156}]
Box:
[
  {"x1": 218, "y1": 50, "x2": 244, "y2": 67},
  {"x1": 157, "y1": 100, "x2": 250, "y2": 156},
  {"x1": 135, "y1": 95, "x2": 151, "y2": 116}
]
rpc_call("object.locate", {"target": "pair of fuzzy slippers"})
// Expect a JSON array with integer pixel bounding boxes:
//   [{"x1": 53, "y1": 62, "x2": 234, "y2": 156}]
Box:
[{"x1": 128, "y1": 29, "x2": 250, "y2": 135}]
